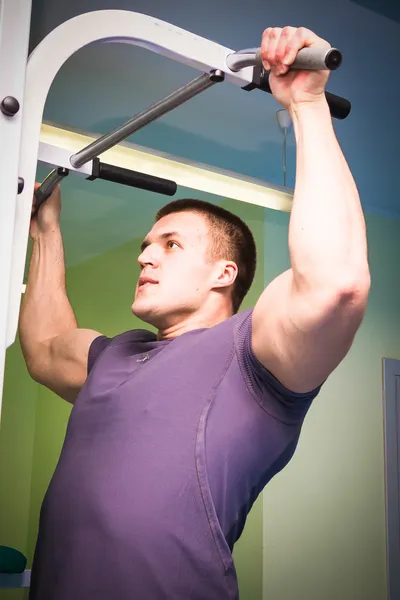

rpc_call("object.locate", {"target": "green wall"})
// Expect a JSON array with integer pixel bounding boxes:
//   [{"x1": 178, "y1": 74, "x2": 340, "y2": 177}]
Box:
[
  {"x1": 0, "y1": 342, "x2": 38, "y2": 600},
  {"x1": 260, "y1": 209, "x2": 400, "y2": 600},
  {"x1": 0, "y1": 193, "x2": 265, "y2": 600}
]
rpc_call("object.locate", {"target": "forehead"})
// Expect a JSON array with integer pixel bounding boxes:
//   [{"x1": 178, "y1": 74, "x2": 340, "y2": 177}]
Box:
[{"x1": 148, "y1": 211, "x2": 210, "y2": 240}]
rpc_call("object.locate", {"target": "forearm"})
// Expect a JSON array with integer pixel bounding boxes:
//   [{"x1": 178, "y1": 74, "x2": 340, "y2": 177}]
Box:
[
  {"x1": 288, "y1": 97, "x2": 369, "y2": 294},
  {"x1": 19, "y1": 229, "x2": 77, "y2": 369}
]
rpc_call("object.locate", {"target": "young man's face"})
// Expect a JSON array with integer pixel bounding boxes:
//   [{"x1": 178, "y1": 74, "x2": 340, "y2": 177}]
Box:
[{"x1": 132, "y1": 211, "x2": 221, "y2": 330}]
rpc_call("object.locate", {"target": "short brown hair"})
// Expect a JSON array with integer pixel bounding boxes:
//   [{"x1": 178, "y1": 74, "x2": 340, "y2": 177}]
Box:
[{"x1": 155, "y1": 198, "x2": 257, "y2": 313}]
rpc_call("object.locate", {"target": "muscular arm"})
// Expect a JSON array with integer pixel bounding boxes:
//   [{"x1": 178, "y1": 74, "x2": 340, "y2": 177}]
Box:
[
  {"x1": 19, "y1": 187, "x2": 101, "y2": 403},
  {"x1": 252, "y1": 28, "x2": 370, "y2": 393}
]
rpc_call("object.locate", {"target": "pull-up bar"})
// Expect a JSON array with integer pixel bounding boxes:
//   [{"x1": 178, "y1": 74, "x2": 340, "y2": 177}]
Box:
[
  {"x1": 69, "y1": 45, "x2": 347, "y2": 170},
  {"x1": 71, "y1": 70, "x2": 225, "y2": 169},
  {"x1": 35, "y1": 43, "x2": 349, "y2": 209},
  {"x1": 34, "y1": 70, "x2": 225, "y2": 209},
  {"x1": 71, "y1": 44, "x2": 346, "y2": 171},
  {"x1": 228, "y1": 45, "x2": 349, "y2": 121}
]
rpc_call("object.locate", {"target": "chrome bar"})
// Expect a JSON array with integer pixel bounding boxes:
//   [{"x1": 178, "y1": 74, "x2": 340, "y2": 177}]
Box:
[{"x1": 70, "y1": 70, "x2": 224, "y2": 168}]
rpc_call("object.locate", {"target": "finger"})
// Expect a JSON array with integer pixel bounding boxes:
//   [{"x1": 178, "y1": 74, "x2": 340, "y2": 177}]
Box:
[
  {"x1": 283, "y1": 27, "x2": 326, "y2": 67},
  {"x1": 262, "y1": 27, "x2": 283, "y2": 73},
  {"x1": 275, "y1": 26, "x2": 297, "y2": 75},
  {"x1": 260, "y1": 28, "x2": 272, "y2": 70}
]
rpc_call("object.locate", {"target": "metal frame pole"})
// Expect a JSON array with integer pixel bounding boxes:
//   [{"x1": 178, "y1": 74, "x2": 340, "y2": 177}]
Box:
[{"x1": 0, "y1": 0, "x2": 33, "y2": 419}]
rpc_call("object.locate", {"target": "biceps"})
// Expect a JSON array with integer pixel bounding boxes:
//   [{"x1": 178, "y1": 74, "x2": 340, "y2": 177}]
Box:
[
  {"x1": 252, "y1": 270, "x2": 364, "y2": 393},
  {"x1": 33, "y1": 329, "x2": 102, "y2": 403}
]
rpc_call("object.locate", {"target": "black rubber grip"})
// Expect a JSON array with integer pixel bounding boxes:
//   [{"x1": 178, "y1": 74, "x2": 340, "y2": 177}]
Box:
[
  {"x1": 246, "y1": 70, "x2": 351, "y2": 119},
  {"x1": 33, "y1": 167, "x2": 69, "y2": 215},
  {"x1": 89, "y1": 160, "x2": 177, "y2": 196},
  {"x1": 325, "y1": 49, "x2": 342, "y2": 71},
  {"x1": 324, "y1": 91, "x2": 351, "y2": 120}
]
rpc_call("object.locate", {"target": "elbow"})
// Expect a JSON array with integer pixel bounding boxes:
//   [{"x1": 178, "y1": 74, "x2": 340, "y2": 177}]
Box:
[
  {"x1": 25, "y1": 360, "x2": 44, "y2": 385},
  {"x1": 22, "y1": 344, "x2": 50, "y2": 385},
  {"x1": 292, "y1": 266, "x2": 371, "y2": 336},
  {"x1": 20, "y1": 347, "x2": 40, "y2": 382},
  {"x1": 332, "y1": 266, "x2": 371, "y2": 314}
]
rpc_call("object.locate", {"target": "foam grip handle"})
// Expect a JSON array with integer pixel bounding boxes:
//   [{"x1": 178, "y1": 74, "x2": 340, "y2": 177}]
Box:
[
  {"x1": 256, "y1": 46, "x2": 342, "y2": 71},
  {"x1": 291, "y1": 47, "x2": 342, "y2": 71}
]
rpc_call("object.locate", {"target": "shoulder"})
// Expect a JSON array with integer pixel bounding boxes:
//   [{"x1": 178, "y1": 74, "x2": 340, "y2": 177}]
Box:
[{"x1": 202, "y1": 309, "x2": 253, "y2": 339}]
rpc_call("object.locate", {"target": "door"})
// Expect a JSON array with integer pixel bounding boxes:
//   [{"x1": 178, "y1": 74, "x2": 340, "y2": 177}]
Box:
[{"x1": 383, "y1": 358, "x2": 400, "y2": 600}]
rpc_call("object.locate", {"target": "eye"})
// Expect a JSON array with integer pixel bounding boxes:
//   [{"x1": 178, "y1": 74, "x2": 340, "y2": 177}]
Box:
[{"x1": 166, "y1": 240, "x2": 179, "y2": 249}]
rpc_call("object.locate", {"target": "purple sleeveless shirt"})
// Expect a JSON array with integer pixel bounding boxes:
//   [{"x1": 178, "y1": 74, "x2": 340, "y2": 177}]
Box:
[{"x1": 29, "y1": 309, "x2": 319, "y2": 599}]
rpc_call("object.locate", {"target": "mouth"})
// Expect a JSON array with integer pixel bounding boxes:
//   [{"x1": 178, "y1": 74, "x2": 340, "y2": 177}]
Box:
[
  {"x1": 137, "y1": 278, "x2": 158, "y2": 292},
  {"x1": 139, "y1": 282, "x2": 156, "y2": 289}
]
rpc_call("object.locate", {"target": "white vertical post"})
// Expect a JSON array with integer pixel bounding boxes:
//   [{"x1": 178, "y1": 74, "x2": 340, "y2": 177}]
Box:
[{"x1": 0, "y1": 0, "x2": 33, "y2": 421}]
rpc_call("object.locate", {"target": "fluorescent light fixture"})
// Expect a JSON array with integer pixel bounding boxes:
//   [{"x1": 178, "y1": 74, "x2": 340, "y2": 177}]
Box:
[{"x1": 39, "y1": 123, "x2": 293, "y2": 212}]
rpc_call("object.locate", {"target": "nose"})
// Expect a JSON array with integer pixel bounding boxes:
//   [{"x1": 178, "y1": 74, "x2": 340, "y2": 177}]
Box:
[{"x1": 137, "y1": 244, "x2": 159, "y2": 269}]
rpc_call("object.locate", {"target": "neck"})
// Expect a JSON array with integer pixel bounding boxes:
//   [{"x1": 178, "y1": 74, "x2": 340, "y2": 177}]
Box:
[{"x1": 156, "y1": 305, "x2": 233, "y2": 340}]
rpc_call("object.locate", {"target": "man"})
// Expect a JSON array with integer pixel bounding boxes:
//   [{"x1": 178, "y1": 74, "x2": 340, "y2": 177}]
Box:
[{"x1": 19, "y1": 26, "x2": 370, "y2": 600}]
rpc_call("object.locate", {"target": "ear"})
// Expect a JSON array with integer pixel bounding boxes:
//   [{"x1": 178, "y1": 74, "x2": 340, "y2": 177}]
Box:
[{"x1": 212, "y1": 260, "x2": 238, "y2": 290}]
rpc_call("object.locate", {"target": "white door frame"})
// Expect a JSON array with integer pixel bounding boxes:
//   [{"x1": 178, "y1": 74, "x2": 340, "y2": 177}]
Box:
[{"x1": 382, "y1": 358, "x2": 400, "y2": 600}]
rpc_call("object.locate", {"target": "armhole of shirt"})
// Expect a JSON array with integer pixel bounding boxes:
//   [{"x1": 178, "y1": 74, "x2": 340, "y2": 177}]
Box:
[
  {"x1": 87, "y1": 335, "x2": 112, "y2": 375},
  {"x1": 234, "y1": 309, "x2": 321, "y2": 423}
]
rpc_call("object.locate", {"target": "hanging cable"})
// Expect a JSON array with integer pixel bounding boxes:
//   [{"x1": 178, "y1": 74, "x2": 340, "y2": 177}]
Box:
[{"x1": 276, "y1": 109, "x2": 292, "y2": 187}]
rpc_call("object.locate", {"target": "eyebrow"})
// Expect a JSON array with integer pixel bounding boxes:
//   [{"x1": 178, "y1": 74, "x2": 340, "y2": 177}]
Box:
[{"x1": 140, "y1": 231, "x2": 183, "y2": 252}]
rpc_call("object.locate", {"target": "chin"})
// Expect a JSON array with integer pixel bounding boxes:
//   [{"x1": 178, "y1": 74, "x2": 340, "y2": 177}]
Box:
[{"x1": 131, "y1": 301, "x2": 163, "y2": 328}]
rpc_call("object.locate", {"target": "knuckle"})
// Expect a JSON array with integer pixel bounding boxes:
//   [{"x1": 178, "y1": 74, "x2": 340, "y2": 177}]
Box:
[
  {"x1": 284, "y1": 26, "x2": 297, "y2": 40},
  {"x1": 276, "y1": 46, "x2": 286, "y2": 60},
  {"x1": 298, "y1": 26, "x2": 312, "y2": 39},
  {"x1": 266, "y1": 50, "x2": 275, "y2": 63}
]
